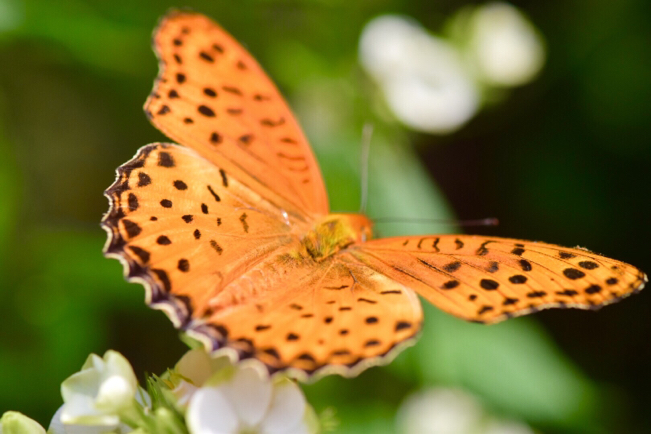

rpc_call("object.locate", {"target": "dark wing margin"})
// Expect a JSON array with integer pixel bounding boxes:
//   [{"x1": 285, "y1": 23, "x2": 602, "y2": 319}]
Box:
[{"x1": 102, "y1": 143, "x2": 193, "y2": 328}]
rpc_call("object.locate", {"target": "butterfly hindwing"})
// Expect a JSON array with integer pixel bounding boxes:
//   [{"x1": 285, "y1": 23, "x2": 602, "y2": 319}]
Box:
[
  {"x1": 145, "y1": 12, "x2": 329, "y2": 220},
  {"x1": 192, "y1": 255, "x2": 422, "y2": 379},
  {"x1": 350, "y1": 235, "x2": 646, "y2": 324}
]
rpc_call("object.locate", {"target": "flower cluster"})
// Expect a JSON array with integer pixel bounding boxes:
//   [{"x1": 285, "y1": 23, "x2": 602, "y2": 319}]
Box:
[
  {"x1": 359, "y1": 2, "x2": 545, "y2": 133},
  {"x1": 1, "y1": 349, "x2": 317, "y2": 434}
]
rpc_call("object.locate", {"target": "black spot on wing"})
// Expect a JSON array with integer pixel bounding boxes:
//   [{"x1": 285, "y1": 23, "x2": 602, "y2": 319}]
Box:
[
  {"x1": 563, "y1": 268, "x2": 586, "y2": 280},
  {"x1": 443, "y1": 261, "x2": 461, "y2": 272},
  {"x1": 219, "y1": 169, "x2": 228, "y2": 187},
  {"x1": 509, "y1": 275, "x2": 527, "y2": 284},
  {"x1": 395, "y1": 321, "x2": 411, "y2": 331},
  {"x1": 511, "y1": 247, "x2": 525, "y2": 256},
  {"x1": 480, "y1": 279, "x2": 499, "y2": 290},
  {"x1": 207, "y1": 185, "x2": 221, "y2": 202},
  {"x1": 138, "y1": 172, "x2": 151, "y2": 187},
  {"x1": 239, "y1": 213, "x2": 249, "y2": 233},
  {"x1": 158, "y1": 152, "x2": 175, "y2": 167},
  {"x1": 127, "y1": 193, "x2": 138, "y2": 211},
  {"x1": 122, "y1": 219, "x2": 141, "y2": 238},
  {"x1": 178, "y1": 259, "x2": 190, "y2": 272},
  {"x1": 198, "y1": 105, "x2": 216, "y2": 117},
  {"x1": 173, "y1": 180, "x2": 188, "y2": 190},
  {"x1": 128, "y1": 246, "x2": 150, "y2": 263},
  {"x1": 199, "y1": 51, "x2": 214, "y2": 62},
  {"x1": 556, "y1": 289, "x2": 578, "y2": 296}
]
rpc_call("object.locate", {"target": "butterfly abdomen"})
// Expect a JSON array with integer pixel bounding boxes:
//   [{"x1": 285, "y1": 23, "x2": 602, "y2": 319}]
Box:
[{"x1": 300, "y1": 214, "x2": 373, "y2": 261}]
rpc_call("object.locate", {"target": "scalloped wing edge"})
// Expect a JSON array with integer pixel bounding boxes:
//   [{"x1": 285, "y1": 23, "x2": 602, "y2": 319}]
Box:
[
  {"x1": 184, "y1": 323, "x2": 421, "y2": 383},
  {"x1": 102, "y1": 143, "x2": 194, "y2": 328},
  {"x1": 473, "y1": 275, "x2": 646, "y2": 325}
]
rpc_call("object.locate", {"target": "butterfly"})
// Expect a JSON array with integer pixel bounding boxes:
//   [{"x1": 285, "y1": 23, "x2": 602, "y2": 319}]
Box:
[{"x1": 102, "y1": 11, "x2": 647, "y2": 380}]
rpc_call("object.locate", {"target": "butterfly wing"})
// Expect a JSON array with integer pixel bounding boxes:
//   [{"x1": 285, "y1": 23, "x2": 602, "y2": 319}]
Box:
[
  {"x1": 144, "y1": 12, "x2": 328, "y2": 219},
  {"x1": 102, "y1": 143, "x2": 306, "y2": 326},
  {"x1": 349, "y1": 235, "x2": 647, "y2": 324},
  {"x1": 190, "y1": 254, "x2": 422, "y2": 380}
]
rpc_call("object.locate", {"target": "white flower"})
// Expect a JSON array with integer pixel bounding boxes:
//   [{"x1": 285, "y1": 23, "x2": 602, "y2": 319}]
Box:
[
  {"x1": 170, "y1": 348, "x2": 231, "y2": 407},
  {"x1": 58, "y1": 350, "x2": 140, "y2": 428},
  {"x1": 359, "y1": 15, "x2": 479, "y2": 133},
  {"x1": 180, "y1": 352, "x2": 317, "y2": 434},
  {"x1": 0, "y1": 411, "x2": 46, "y2": 434},
  {"x1": 396, "y1": 387, "x2": 534, "y2": 434},
  {"x1": 466, "y1": 2, "x2": 545, "y2": 87}
]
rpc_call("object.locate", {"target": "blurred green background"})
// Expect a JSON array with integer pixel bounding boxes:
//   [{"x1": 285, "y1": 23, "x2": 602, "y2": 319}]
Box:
[{"x1": 0, "y1": 0, "x2": 649, "y2": 432}]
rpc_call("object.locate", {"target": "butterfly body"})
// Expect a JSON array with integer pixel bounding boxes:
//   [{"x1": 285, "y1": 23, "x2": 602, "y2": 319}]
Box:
[
  {"x1": 300, "y1": 214, "x2": 373, "y2": 261},
  {"x1": 102, "y1": 12, "x2": 646, "y2": 380}
]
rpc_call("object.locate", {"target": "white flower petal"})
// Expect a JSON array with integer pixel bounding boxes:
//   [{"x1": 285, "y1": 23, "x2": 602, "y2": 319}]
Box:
[
  {"x1": 187, "y1": 388, "x2": 239, "y2": 434},
  {"x1": 172, "y1": 380, "x2": 200, "y2": 407},
  {"x1": 359, "y1": 15, "x2": 425, "y2": 81},
  {"x1": 468, "y1": 2, "x2": 545, "y2": 86},
  {"x1": 259, "y1": 380, "x2": 306, "y2": 433},
  {"x1": 103, "y1": 351, "x2": 138, "y2": 390},
  {"x1": 222, "y1": 367, "x2": 272, "y2": 427},
  {"x1": 82, "y1": 354, "x2": 105, "y2": 372},
  {"x1": 396, "y1": 388, "x2": 483, "y2": 434},
  {"x1": 50, "y1": 405, "x2": 133, "y2": 433},
  {"x1": 1, "y1": 411, "x2": 46, "y2": 434},
  {"x1": 61, "y1": 395, "x2": 105, "y2": 423},
  {"x1": 175, "y1": 349, "x2": 214, "y2": 386},
  {"x1": 61, "y1": 368, "x2": 102, "y2": 402},
  {"x1": 383, "y1": 72, "x2": 478, "y2": 133},
  {"x1": 47, "y1": 406, "x2": 66, "y2": 434},
  {"x1": 95, "y1": 376, "x2": 135, "y2": 412}
]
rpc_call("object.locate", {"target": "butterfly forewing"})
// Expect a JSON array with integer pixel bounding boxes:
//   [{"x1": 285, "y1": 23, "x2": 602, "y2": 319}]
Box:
[
  {"x1": 103, "y1": 143, "x2": 304, "y2": 324},
  {"x1": 351, "y1": 235, "x2": 646, "y2": 324},
  {"x1": 145, "y1": 12, "x2": 328, "y2": 220}
]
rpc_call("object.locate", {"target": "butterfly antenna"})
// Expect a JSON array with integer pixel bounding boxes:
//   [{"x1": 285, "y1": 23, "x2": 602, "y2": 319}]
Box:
[
  {"x1": 374, "y1": 217, "x2": 500, "y2": 227},
  {"x1": 359, "y1": 123, "x2": 373, "y2": 214}
]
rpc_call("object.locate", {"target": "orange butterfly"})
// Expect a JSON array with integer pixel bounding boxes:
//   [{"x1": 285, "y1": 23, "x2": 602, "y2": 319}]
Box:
[{"x1": 102, "y1": 12, "x2": 646, "y2": 380}]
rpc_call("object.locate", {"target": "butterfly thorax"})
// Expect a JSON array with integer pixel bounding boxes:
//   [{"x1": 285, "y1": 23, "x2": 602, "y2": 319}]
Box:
[{"x1": 300, "y1": 214, "x2": 373, "y2": 261}]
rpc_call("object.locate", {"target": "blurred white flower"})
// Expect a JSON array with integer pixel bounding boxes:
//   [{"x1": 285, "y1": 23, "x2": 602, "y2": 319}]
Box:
[
  {"x1": 183, "y1": 356, "x2": 317, "y2": 434},
  {"x1": 465, "y1": 2, "x2": 545, "y2": 87},
  {"x1": 0, "y1": 411, "x2": 46, "y2": 434},
  {"x1": 57, "y1": 350, "x2": 141, "y2": 428},
  {"x1": 396, "y1": 387, "x2": 534, "y2": 434},
  {"x1": 359, "y1": 15, "x2": 479, "y2": 134}
]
